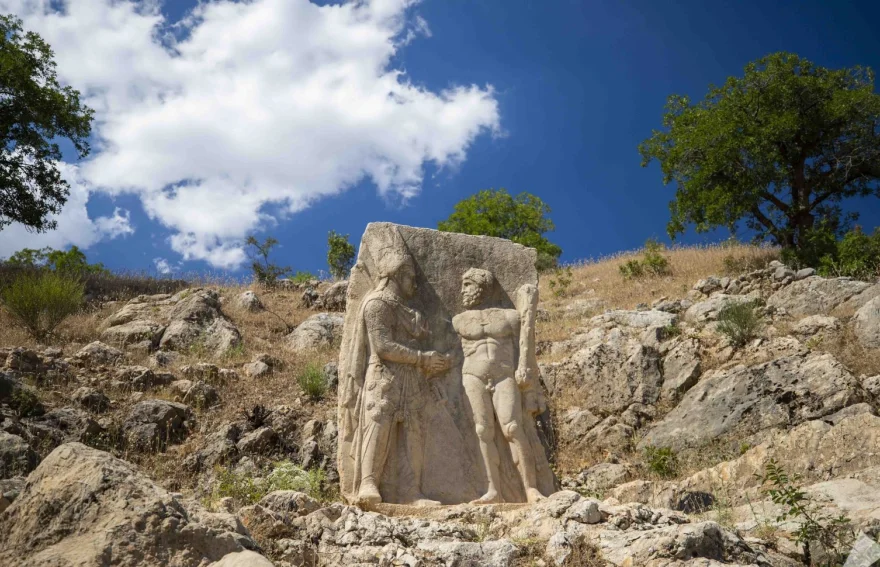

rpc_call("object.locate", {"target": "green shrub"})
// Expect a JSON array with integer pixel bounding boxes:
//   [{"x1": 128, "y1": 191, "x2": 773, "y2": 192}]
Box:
[
  {"x1": 1, "y1": 270, "x2": 84, "y2": 340},
  {"x1": 757, "y1": 459, "x2": 854, "y2": 564},
  {"x1": 327, "y1": 231, "x2": 356, "y2": 280},
  {"x1": 214, "y1": 460, "x2": 328, "y2": 507},
  {"x1": 643, "y1": 446, "x2": 678, "y2": 479},
  {"x1": 547, "y1": 266, "x2": 573, "y2": 298},
  {"x1": 290, "y1": 271, "x2": 315, "y2": 284},
  {"x1": 9, "y1": 387, "x2": 44, "y2": 418},
  {"x1": 297, "y1": 363, "x2": 327, "y2": 401},
  {"x1": 619, "y1": 239, "x2": 671, "y2": 280},
  {"x1": 245, "y1": 235, "x2": 291, "y2": 287},
  {"x1": 716, "y1": 301, "x2": 762, "y2": 347},
  {"x1": 818, "y1": 226, "x2": 880, "y2": 280}
]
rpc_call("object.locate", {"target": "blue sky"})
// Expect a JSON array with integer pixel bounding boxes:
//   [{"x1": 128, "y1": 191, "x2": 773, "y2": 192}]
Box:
[{"x1": 3, "y1": 0, "x2": 880, "y2": 277}]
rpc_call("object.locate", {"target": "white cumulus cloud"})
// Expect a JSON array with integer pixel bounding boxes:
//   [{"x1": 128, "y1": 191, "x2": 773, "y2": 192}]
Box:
[
  {"x1": 0, "y1": 0, "x2": 501, "y2": 268},
  {"x1": 0, "y1": 163, "x2": 133, "y2": 259}
]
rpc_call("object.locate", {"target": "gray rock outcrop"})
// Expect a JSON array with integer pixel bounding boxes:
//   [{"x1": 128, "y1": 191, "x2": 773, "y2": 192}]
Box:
[{"x1": 285, "y1": 313, "x2": 344, "y2": 352}]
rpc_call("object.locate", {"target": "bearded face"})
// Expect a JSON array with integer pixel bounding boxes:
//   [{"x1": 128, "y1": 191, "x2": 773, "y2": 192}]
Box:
[{"x1": 461, "y1": 277, "x2": 486, "y2": 308}]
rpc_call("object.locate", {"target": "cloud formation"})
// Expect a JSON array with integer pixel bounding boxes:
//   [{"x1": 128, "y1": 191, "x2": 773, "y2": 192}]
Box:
[
  {"x1": 0, "y1": 164, "x2": 133, "y2": 258},
  {"x1": 0, "y1": 0, "x2": 500, "y2": 268}
]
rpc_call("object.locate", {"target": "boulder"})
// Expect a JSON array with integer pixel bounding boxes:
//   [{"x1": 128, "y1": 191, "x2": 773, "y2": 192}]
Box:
[
  {"x1": 854, "y1": 296, "x2": 880, "y2": 348},
  {"x1": 232, "y1": 290, "x2": 264, "y2": 312},
  {"x1": 100, "y1": 319, "x2": 165, "y2": 348},
  {"x1": 236, "y1": 427, "x2": 278, "y2": 455},
  {"x1": 27, "y1": 407, "x2": 104, "y2": 449},
  {"x1": 123, "y1": 400, "x2": 194, "y2": 450},
  {"x1": 639, "y1": 353, "x2": 866, "y2": 450},
  {"x1": 590, "y1": 309, "x2": 677, "y2": 329},
  {"x1": 323, "y1": 361, "x2": 339, "y2": 391},
  {"x1": 113, "y1": 365, "x2": 173, "y2": 391},
  {"x1": 315, "y1": 281, "x2": 348, "y2": 311},
  {"x1": 790, "y1": 314, "x2": 841, "y2": 337},
  {"x1": 71, "y1": 387, "x2": 111, "y2": 413},
  {"x1": 182, "y1": 381, "x2": 220, "y2": 408},
  {"x1": 767, "y1": 276, "x2": 873, "y2": 317},
  {"x1": 211, "y1": 551, "x2": 274, "y2": 567},
  {"x1": 0, "y1": 431, "x2": 38, "y2": 478},
  {"x1": 6, "y1": 348, "x2": 43, "y2": 372},
  {"x1": 661, "y1": 338, "x2": 702, "y2": 400},
  {"x1": 257, "y1": 490, "x2": 321, "y2": 517},
  {"x1": 576, "y1": 462, "x2": 630, "y2": 494},
  {"x1": 71, "y1": 341, "x2": 124, "y2": 367},
  {"x1": 684, "y1": 294, "x2": 751, "y2": 323},
  {"x1": 0, "y1": 443, "x2": 256, "y2": 566},
  {"x1": 556, "y1": 328, "x2": 662, "y2": 415},
  {"x1": 0, "y1": 476, "x2": 24, "y2": 513},
  {"x1": 285, "y1": 313, "x2": 344, "y2": 352},
  {"x1": 244, "y1": 360, "x2": 270, "y2": 378}
]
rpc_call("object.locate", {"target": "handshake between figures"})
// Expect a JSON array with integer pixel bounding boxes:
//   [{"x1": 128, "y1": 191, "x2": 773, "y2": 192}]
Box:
[{"x1": 418, "y1": 350, "x2": 452, "y2": 376}]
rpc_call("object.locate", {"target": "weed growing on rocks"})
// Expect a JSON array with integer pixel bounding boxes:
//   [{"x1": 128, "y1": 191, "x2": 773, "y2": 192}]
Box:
[
  {"x1": 1, "y1": 271, "x2": 84, "y2": 341},
  {"x1": 643, "y1": 445, "x2": 678, "y2": 479},
  {"x1": 717, "y1": 301, "x2": 763, "y2": 347},
  {"x1": 297, "y1": 363, "x2": 327, "y2": 401}
]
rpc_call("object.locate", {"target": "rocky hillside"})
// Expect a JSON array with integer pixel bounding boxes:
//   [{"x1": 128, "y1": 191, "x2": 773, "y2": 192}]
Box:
[{"x1": 3, "y1": 244, "x2": 880, "y2": 566}]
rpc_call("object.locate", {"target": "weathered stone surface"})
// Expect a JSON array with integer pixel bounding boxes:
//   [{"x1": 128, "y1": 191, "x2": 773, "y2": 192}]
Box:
[
  {"x1": 767, "y1": 276, "x2": 873, "y2": 316},
  {"x1": 114, "y1": 365, "x2": 172, "y2": 391},
  {"x1": 285, "y1": 313, "x2": 344, "y2": 351},
  {"x1": 236, "y1": 426, "x2": 278, "y2": 455},
  {"x1": 790, "y1": 314, "x2": 841, "y2": 337},
  {"x1": 183, "y1": 380, "x2": 220, "y2": 408},
  {"x1": 316, "y1": 280, "x2": 348, "y2": 311},
  {"x1": 661, "y1": 338, "x2": 702, "y2": 400},
  {"x1": 71, "y1": 387, "x2": 110, "y2": 413},
  {"x1": 639, "y1": 353, "x2": 866, "y2": 450},
  {"x1": 0, "y1": 431, "x2": 38, "y2": 478},
  {"x1": 232, "y1": 290, "x2": 264, "y2": 312},
  {"x1": 71, "y1": 341, "x2": 124, "y2": 366},
  {"x1": 556, "y1": 327, "x2": 662, "y2": 415},
  {"x1": 0, "y1": 443, "x2": 255, "y2": 566},
  {"x1": 210, "y1": 550, "x2": 274, "y2": 567},
  {"x1": 339, "y1": 223, "x2": 554, "y2": 506},
  {"x1": 258, "y1": 490, "x2": 321, "y2": 517},
  {"x1": 100, "y1": 319, "x2": 165, "y2": 348},
  {"x1": 590, "y1": 309, "x2": 677, "y2": 329},
  {"x1": 855, "y1": 296, "x2": 880, "y2": 348},
  {"x1": 684, "y1": 294, "x2": 751, "y2": 323},
  {"x1": 123, "y1": 399, "x2": 194, "y2": 450},
  {"x1": 576, "y1": 462, "x2": 630, "y2": 494},
  {"x1": 27, "y1": 407, "x2": 104, "y2": 449},
  {"x1": 243, "y1": 360, "x2": 270, "y2": 378}
]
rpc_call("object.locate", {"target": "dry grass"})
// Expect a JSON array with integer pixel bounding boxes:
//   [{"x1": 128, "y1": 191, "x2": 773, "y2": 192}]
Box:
[
  {"x1": 804, "y1": 325, "x2": 880, "y2": 378},
  {"x1": 538, "y1": 243, "x2": 779, "y2": 314}
]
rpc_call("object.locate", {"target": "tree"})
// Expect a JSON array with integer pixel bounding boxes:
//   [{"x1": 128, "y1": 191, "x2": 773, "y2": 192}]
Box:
[
  {"x1": 327, "y1": 230, "x2": 355, "y2": 280},
  {"x1": 639, "y1": 52, "x2": 880, "y2": 252},
  {"x1": 4, "y1": 245, "x2": 108, "y2": 275},
  {"x1": 0, "y1": 15, "x2": 94, "y2": 232},
  {"x1": 245, "y1": 235, "x2": 291, "y2": 286},
  {"x1": 438, "y1": 189, "x2": 562, "y2": 270}
]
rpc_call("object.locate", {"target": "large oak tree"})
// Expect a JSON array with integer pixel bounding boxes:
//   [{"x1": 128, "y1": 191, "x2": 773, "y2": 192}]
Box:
[
  {"x1": 640, "y1": 52, "x2": 880, "y2": 250},
  {"x1": 0, "y1": 15, "x2": 93, "y2": 232}
]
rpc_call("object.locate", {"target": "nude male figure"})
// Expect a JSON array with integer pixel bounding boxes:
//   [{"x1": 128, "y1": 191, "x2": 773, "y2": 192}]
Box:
[{"x1": 452, "y1": 268, "x2": 544, "y2": 503}]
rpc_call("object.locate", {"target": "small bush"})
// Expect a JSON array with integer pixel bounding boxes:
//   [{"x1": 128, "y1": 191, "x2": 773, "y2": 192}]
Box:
[
  {"x1": 643, "y1": 446, "x2": 678, "y2": 478},
  {"x1": 619, "y1": 238, "x2": 671, "y2": 280},
  {"x1": 717, "y1": 300, "x2": 762, "y2": 347},
  {"x1": 757, "y1": 459, "x2": 854, "y2": 564},
  {"x1": 246, "y1": 235, "x2": 291, "y2": 287},
  {"x1": 297, "y1": 363, "x2": 327, "y2": 401},
  {"x1": 818, "y1": 226, "x2": 880, "y2": 280},
  {"x1": 289, "y1": 271, "x2": 315, "y2": 284},
  {"x1": 9, "y1": 387, "x2": 44, "y2": 418},
  {"x1": 1, "y1": 270, "x2": 84, "y2": 341},
  {"x1": 547, "y1": 266, "x2": 573, "y2": 298},
  {"x1": 214, "y1": 460, "x2": 328, "y2": 507},
  {"x1": 327, "y1": 231, "x2": 356, "y2": 280}
]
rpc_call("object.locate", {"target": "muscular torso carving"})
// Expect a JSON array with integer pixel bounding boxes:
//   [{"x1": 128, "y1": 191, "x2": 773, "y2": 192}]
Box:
[{"x1": 456, "y1": 308, "x2": 519, "y2": 381}]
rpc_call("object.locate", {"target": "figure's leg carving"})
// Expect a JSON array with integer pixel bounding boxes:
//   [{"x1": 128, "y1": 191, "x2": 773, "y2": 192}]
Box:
[
  {"x1": 463, "y1": 373, "x2": 502, "y2": 504},
  {"x1": 494, "y1": 378, "x2": 544, "y2": 503},
  {"x1": 358, "y1": 417, "x2": 392, "y2": 506}
]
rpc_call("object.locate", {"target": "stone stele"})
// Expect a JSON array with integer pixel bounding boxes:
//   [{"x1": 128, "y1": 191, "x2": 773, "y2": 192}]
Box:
[{"x1": 338, "y1": 222, "x2": 555, "y2": 506}]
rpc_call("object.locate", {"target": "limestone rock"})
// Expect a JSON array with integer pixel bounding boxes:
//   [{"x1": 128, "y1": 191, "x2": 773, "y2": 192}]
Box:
[
  {"x1": 684, "y1": 294, "x2": 751, "y2": 323},
  {"x1": 71, "y1": 341, "x2": 124, "y2": 367},
  {"x1": 210, "y1": 550, "x2": 274, "y2": 567},
  {"x1": 557, "y1": 327, "x2": 662, "y2": 415},
  {"x1": 767, "y1": 276, "x2": 873, "y2": 317},
  {"x1": 27, "y1": 407, "x2": 104, "y2": 449},
  {"x1": 576, "y1": 462, "x2": 630, "y2": 494},
  {"x1": 591, "y1": 309, "x2": 677, "y2": 329},
  {"x1": 113, "y1": 365, "x2": 172, "y2": 391},
  {"x1": 0, "y1": 443, "x2": 255, "y2": 566},
  {"x1": 182, "y1": 380, "x2": 220, "y2": 408},
  {"x1": 233, "y1": 290, "x2": 264, "y2": 312},
  {"x1": 285, "y1": 313, "x2": 344, "y2": 352},
  {"x1": 315, "y1": 281, "x2": 348, "y2": 311},
  {"x1": 855, "y1": 296, "x2": 880, "y2": 348},
  {"x1": 100, "y1": 319, "x2": 165, "y2": 348},
  {"x1": 258, "y1": 490, "x2": 321, "y2": 517},
  {"x1": 0, "y1": 431, "x2": 38, "y2": 478},
  {"x1": 123, "y1": 400, "x2": 194, "y2": 450},
  {"x1": 661, "y1": 338, "x2": 702, "y2": 400},
  {"x1": 791, "y1": 314, "x2": 841, "y2": 337},
  {"x1": 237, "y1": 427, "x2": 278, "y2": 455},
  {"x1": 71, "y1": 387, "x2": 110, "y2": 413},
  {"x1": 244, "y1": 360, "x2": 270, "y2": 378},
  {"x1": 639, "y1": 353, "x2": 866, "y2": 450}
]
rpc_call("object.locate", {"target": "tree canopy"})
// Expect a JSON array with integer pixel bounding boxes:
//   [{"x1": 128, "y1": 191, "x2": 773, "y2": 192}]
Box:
[
  {"x1": 438, "y1": 188, "x2": 562, "y2": 270},
  {"x1": 0, "y1": 14, "x2": 93, "y2": 232},
  {"x1": 4, "y1": 245, "x2": 108, "y2": 275},
  {"x1": 639, "y1": 52, "x2": 880, "y2": 251},
  {"x1": 327, "y1": 230, "x2": 355, "y2": 280}
]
